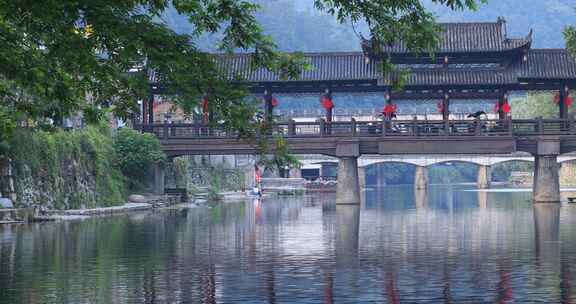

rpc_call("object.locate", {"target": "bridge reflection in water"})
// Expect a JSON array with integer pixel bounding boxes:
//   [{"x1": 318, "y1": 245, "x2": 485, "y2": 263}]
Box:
[{"x1": 1, "y1": 188, "x2": 575, "y2": 302}]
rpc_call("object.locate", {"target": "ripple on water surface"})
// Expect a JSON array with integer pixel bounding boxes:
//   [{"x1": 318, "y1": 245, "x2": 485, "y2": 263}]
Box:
[{"x1": 1, "y1": 185, "x2": 576, "y2": 303}]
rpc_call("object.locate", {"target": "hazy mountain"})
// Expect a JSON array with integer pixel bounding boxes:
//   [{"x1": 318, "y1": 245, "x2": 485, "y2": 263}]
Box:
[{"x1": 164, "y1": 0, "x2": 576, "y2": 51}]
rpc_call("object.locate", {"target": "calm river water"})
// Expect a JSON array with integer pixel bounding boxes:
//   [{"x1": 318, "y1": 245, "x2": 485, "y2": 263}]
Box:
[{"x1": 1, "y1": 186, "x2": 576, "y2": 303}]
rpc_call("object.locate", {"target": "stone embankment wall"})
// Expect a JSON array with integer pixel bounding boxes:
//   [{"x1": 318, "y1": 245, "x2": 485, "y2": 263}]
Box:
[
  {"x1": 165, "y1": 155, "x2": 255, "y2": 192},
  {"x1": 0, "y1": 127, "x2": 125, "y2": 210}
]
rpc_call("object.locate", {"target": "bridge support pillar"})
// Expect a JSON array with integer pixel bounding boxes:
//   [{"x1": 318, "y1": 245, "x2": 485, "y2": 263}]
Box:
[
  {"x1": 534, "y1": 155, "x2": 560, "y2": 203},
  {"x1": 358, "y1": 166, "x2": 366, "y2": 189},
  {"x1": 533, "y1": 138, "x2": 561, "y2": 203},
  {"x1": 414, "y1": 166, "x2": 428, "y2": 190},
  {"x1": 336, "y1": 157, "x2": 361, "y2": 205},
  {"x1": 153, "y1": 162, "x2": 165, "y2": 195},
  {"x1": 477, "y1": 165, "x2": 491, "y2": 189}
]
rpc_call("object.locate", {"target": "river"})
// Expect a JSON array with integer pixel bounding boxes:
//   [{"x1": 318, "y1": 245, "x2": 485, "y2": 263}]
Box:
[{"x1": 1, "y1": 185, "x2": 576, "y2": 303}]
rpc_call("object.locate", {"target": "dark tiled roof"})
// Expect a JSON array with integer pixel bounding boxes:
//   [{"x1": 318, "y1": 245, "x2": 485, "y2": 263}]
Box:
[
  {"x1": 515, "y1": 49, "x2": 576, "y2": 80},
  {"x1": 148, "y1": 51, "x2": 576, "y2": 88},
  {"x1": 365, "y1": 21, "x2": 531, "y2": 54},
  {"x1": 215, "y1": 53, "x2": 380, "y2": 82},
  {"x1": 209, "y1": 50, "x2": 576, "y2": 87}
]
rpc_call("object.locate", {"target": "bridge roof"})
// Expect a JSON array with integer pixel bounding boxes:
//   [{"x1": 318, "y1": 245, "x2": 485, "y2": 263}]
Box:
[
  {"x1": 209, "y1": 49, "x2": 576, "y2": 91},
  {"x1": 362, "y1": 20, "x2": 531, "y2": 56},
  {"x1": 147, "y1": 20, "x2": 576, "y2": 95}
]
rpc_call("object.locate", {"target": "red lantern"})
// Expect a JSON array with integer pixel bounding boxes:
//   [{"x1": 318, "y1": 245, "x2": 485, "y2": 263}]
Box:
[
  {"x1": 271, "y1": 96, "x2": 279, "y2": 107},
  {"x1": 565, "y1": 95, "x2": 573, "y2": 107},
  {"x1": 502, "y1": 101, "x2": 511, "y2": 113},
  {"x1": 321, "y1": 95, "x2": 334, "y2": 110},
  {"x1": 383, "y1": 103, "x2": 397, "y2": 116},
  {"x1": 553, "y1": 92, "x2": 572, "y2": 107},
  {"x1": 437, "y1": 101, "x2": 444, "y2": 113},
  {"x1": 201, "y1": 96, "x2": 209, "y2": 122},
  {"x1": 495, "y1": 99, "x2": 511, "y2": 114}
]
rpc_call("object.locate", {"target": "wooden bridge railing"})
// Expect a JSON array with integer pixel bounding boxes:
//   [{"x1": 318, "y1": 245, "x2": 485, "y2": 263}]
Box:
[{"x1": 136, "y1": 118, "x2": 576, "y2": 140}]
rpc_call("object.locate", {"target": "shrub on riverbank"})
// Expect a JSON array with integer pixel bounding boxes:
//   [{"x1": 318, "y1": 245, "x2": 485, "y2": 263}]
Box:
[
  {"x1": 114, "y1": 128, "x2": 166, "y2": 189},
  {"x1": 8, "y1": 126, "x2": 126, "y2": 209}
]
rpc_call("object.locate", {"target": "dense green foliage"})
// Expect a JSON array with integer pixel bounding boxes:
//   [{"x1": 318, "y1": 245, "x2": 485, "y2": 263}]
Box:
[
  {"x1": 0, "y1": 0, "x2": 483, "y2": 144},
  {"x1": 8, "y1": 126, "x2": 126, "y2": 209},
  {"x1": 114, "y1": 128, "x2": 166, "y2": 188},
  {"x1": 511, "y1": 92, "x2": 573, "y2": 119},
  {"x1": 257, "y1": 136, "x2": 300, "y2": 178}
]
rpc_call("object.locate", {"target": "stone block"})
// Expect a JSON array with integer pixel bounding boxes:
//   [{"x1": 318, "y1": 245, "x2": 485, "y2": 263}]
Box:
[{"x1": 128, "y1": 195, "x2": 148, "y2": 204}]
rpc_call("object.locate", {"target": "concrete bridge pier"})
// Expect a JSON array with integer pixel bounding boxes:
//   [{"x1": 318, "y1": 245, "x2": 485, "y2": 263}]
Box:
[
  {"x1": 414, "y1": 166, "x2": 428, "y2": 190},
  {"x1": 533, "y1": 138, "x2": 561, "y2": 203},
  {"x1": 477, "y1": 165, "x2": 491, "y2": 189},
  {"x1": 358, "y1": 166, "x2": 366, "y2": 190},
  {"x1": 153, "y1": 162, "x2": 165, "y2": 195},
  {"x1": 335, "y1": 140, "x2": 361, "y2": 205},
  {"x1": 336, "y1": 157, "x2": 361, "y2": 205}
]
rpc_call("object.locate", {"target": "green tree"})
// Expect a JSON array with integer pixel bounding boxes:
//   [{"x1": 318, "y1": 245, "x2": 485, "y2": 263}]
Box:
[
  {"x1": 0, "y1": 0, "x2": 483, "y2": 147},
  {"x1": 511, "y1": 92, "x2": 571, "y2": 119},
  {"x1": 114, "y1": 128, "x2": 166, "y2": 188}
]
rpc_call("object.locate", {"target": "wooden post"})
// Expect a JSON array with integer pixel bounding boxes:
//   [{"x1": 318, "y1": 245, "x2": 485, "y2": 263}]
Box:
[
  {"x1": 148, "y1": 93, "x2": 154, "y2": 124},
  {"x1": 508, "y1": 118, "x2": 514, "y2": 136},
  {"x1": 351, "y1": 118, "x2": 357, "y2": 136},
  {"x1": 163, "y1": 123, "x2": 169, "y2": 139},
  {"x1": 288, "y1": 119, "x2": 296, "y2": 137},
  {"x1": 319, "y1": 119, "x2": 325, "y2": 137},
  {"x1": 474, "y1": 118, "x2": 481, "y2": 135},
  {"x1": 142, "y1": 98, "x2": 148, "y2": 125},
  {"x1": 537, "y1": 116, "x2": 544, "y2": 134},
  {"x1": 498, "y1": 93, "x2": 507, "y2": 120},
  {"x1": 559, "y1": 85, "x2": 568, "y2": 120},
  {"x1": 443, "y1": 94, "x2": 450, "y2": 135},
  {"x1": 442, "y1": 94, "x2": 450, "y2": 123},
  {"x1": 324, "y1": 90, "x2": 333, "y2": 135},
  {"x1": 412, "y1": 117, "x2": 418, "y2": 136},
  {"x1": 381, "y1": 120, "x2": 387, "y2": 136},
  {"x1": 264, "y1": 90, "x2": 273, "y2": 123}
]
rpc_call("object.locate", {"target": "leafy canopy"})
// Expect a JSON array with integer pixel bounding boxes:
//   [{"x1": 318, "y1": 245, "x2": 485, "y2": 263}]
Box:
[
  {"x1": 0, "y1": 0, "x2": 483, "y2": 133},
  {"x1": 114, "y1": 128, "x2": 166, "y2": 186}
]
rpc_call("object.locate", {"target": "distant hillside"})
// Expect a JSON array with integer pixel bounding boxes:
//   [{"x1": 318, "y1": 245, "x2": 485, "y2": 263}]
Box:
[{"x1": 164, "y1": 0, "x2": 576, "y2": 51}]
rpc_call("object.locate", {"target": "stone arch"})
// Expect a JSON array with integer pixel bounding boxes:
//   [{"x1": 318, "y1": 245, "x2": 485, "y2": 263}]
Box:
[
  {"x1": 558, "y1": 156, "x2": 576, "y2": 164},
  {"x1": 362, "y1": 160, "x2": 420, "y2": 169},
  {"x1": 364, "y1": 161, "x2": 419, "y2": 187}
]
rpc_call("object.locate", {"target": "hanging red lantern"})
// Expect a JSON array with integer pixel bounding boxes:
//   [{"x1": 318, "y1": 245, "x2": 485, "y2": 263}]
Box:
[
  {"x1": 383, "y1": 103, "x2": 397, "y2": 116},
  {"x1": 553, "y1": 92, "x2": 572, "y2": 107},
  {"x1": 495, "y1": 98, "x2": 511, "y2": 114},
  {"x1": 565, "y1": 95, "x2": 573, "y2": 107},
  {"x1": 201, "y1": 96, "x2": 209, "y2": 122},
  {"x1": 321, "y1": 95, "x2": 334, "y2": 110},
  {"x1": 502, "y1": 101, "x2": 511, "y2": 113},
  {"x1": 437, "y1": 101, "x2": 444, "y2": 113},
  {"x1": 271, "y1": 96, "x2": 279, "y2": 107}
]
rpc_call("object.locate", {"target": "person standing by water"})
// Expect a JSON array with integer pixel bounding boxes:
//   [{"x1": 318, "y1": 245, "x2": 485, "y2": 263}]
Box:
[{"x1": 254, "y1": 165, "x2": 262, "y2": 197}]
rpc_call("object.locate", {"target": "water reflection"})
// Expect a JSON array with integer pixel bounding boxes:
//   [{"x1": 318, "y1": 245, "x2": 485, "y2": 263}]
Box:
[{"x1": 0, "y1": 187, "x2": 576, "y2": 303}]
